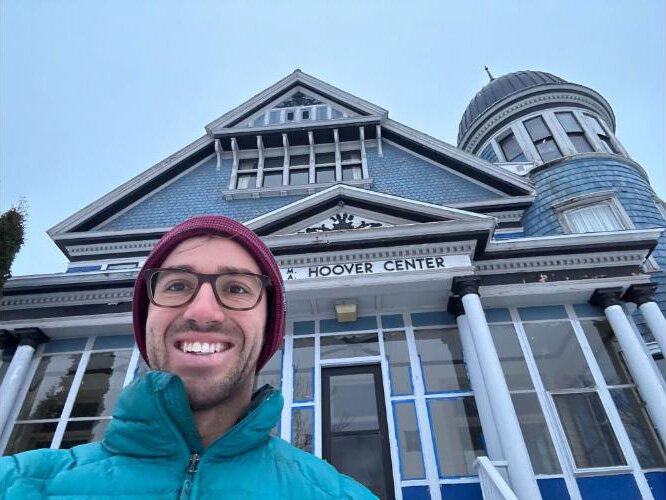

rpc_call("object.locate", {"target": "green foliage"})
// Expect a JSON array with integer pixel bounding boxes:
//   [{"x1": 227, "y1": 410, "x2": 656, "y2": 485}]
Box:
[{"x1": 0, "y1": 201, "x2": 27, "y2": 290}]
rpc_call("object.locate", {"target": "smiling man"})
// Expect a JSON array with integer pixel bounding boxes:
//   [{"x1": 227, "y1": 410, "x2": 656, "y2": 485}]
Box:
[{"x1": 0, "y1": 215, "x2": 375, "y2": 499}]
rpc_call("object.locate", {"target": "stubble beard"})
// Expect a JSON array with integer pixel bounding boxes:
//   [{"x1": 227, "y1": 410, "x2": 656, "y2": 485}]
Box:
[{"x1": 147, "y1": 322, "x2": 262, "y2": 412}]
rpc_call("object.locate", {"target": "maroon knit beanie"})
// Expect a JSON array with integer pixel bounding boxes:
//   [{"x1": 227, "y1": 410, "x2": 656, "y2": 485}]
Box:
[{"x1": 132, "y1": 215, "x2": 285, "y2": 372}]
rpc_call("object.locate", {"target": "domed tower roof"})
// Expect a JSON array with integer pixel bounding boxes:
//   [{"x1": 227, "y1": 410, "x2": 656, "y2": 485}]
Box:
[
  {"x1": 457, "y1": 70, "x2": 616, "y2": 153},
  {"x1": 458, "y1": 71, "x2": 567, "y2": 144}
]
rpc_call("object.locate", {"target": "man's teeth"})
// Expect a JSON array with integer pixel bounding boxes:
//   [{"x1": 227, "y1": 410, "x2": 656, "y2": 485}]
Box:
[{"x1": 179, "y1": 341, "x2": 230, "y2": 354}]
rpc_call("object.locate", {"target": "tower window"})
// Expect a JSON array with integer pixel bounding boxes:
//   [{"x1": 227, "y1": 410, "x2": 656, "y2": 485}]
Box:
[
  {"x1": 524, "y1": 116, "x2": 561, "y2": 162},
  {"x1": 584, "y1": 115, "x2": 618, "y2": 154},
  {"x1": 498, "y1": 133, "x2": 527, "y2": 162},
  {"x1": 556, "y1": 112, "x2": 593, "y2": 153}
]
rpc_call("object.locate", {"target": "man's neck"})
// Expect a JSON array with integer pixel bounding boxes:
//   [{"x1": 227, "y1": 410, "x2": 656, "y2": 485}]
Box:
[{"x1": 192, "y1": 388, "x2": 253, "y2": 448}]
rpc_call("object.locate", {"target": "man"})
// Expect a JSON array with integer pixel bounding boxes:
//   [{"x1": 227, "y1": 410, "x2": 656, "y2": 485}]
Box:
[{"x1": 1, "y1": 215, "x2": 376, "y2": 499}]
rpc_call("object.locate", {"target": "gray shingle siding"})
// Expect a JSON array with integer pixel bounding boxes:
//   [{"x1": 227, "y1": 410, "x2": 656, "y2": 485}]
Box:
[
  {"x1": 522, "y1": 156, "x2": 666, "y2": 335},
  {"x1": 98, "y1": 142, "x2": 501, "y2": 231},
  {"x1": 367, "y1": 143, "x2": 499, "y2": 205}
]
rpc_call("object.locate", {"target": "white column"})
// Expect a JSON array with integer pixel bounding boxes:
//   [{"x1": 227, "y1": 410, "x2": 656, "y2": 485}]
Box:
[
  {"x1": 453, "y1": 277, "x2": 542, "y2": 500},
  {"x1": 623, "y1": 283, "x2": 666, "y2": 356},
  {"x1": 639, "y1": 301, "x2": 666, "y2": 354},
  {"x1": 448, "y1": 298, "x2": 503, "y2": 462},
  {"x1": 592, "y1": 288, "x2": 666, "y2": 445},
  {"x1": 0, "y1": 329, "x2": 48, "y2": 438}
]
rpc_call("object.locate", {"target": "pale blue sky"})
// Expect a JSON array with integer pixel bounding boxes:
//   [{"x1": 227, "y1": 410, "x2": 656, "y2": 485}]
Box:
[{"x1": 2, "y1": 1, "x2": 664, "y2": 276}]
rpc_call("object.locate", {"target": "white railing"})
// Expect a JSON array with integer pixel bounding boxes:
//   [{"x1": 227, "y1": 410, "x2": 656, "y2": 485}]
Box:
[{"x1": 474, "y1": 457, "x2": 518, "y2": 500}]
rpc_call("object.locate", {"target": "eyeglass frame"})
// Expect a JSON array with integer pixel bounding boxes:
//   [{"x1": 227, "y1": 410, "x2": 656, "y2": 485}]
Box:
[{"x1": 143, "y1": 267, "x2": 273, "y2": 311}]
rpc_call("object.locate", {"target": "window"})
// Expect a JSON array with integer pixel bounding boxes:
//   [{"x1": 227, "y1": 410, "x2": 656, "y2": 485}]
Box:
[
  {"x1": 556, "y1": 112, "x2": 594, "y2": 153},
  {"x1": 582, "y1": 320, "x2": 666, "y2": 469},
  {"x1": 584, "y1": 115, "x2": 618, "y2": 153},
  {"x1": 236, "y1": 158, "x2": 258, "y2": 189},
  {"x1": 3, "y1": 336, "x2": 137, "y2": 455},
  {"x1": 521, "y1": 316, "x2": 627, "y2": 470},
  {"x1": 565, "y1": 203, "x2": 625, "y2": 233},
  {"x1": 555, "y1": 193, "x2": 631, "y2": 234},
  {"x1": 498, "y1": 133, "x2": 527, "y2": 162},
  {"x1": 341, "y1": 150, "x2": 362, "y2": 182},
  {"x1": 480, "y1": 143, "x2": 499, "y2": 163},
  {"x1": 428, "y1": 397, "x2": 485, "y2": 476},
  {"x1": 489, "y1": 323, "x2": 561, "y2": 474},
  {"x1": 413, "y1": 327, "x2": 486, "y2": 477},
  {"x1": 524, "y1": 116, "x2": 561, "y2": 162},
  {"x1": 292, "y1": 337, "x2": 314, "y2": 402},
  {"x1": 393, "y1": 402, "x2": 425, "y2": 479}
]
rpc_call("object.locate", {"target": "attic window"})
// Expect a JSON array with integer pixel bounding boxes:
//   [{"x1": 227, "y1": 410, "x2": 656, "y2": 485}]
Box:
[
  {"x1": 230, "y1": 145, "x2": 369, "y2": 196},
  {"x1": 247, "y1": 98, "x2": 348, "y2": 127}
]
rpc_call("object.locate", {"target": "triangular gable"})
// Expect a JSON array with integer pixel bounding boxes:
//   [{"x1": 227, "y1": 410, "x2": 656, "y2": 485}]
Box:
[
  {"x1": 49, "y1": 70, "x2": 531, "y2": 239},
  {"x1": 236, "y1": 87, "x2": 361, "y2": 130},
  {"x1": 205, "y1": 70, "x2": 388, "y2": 133},
  {"x1": 246, "y1": 184, "x2": 493, "y2": 236}
]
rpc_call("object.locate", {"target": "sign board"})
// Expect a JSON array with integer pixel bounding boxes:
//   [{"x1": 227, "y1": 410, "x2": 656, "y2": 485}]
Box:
[{"x1": 280, "y1": 255, "x2": 470, "y2": 281}]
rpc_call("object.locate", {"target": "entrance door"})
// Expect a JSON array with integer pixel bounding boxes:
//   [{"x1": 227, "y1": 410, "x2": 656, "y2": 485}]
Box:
[{"x1": 322, "y1": 364, "x2": 395, "y2": 500}]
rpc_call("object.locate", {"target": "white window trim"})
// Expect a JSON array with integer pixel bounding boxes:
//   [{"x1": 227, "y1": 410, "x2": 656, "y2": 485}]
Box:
[{"x1": 552, "y1": 191, "x2": 634, "y2": 234}]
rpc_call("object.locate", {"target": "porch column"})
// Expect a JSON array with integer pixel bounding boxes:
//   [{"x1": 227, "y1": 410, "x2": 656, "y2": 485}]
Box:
[
  {"x1": 452, "y1": 277, "x2": 541, "y2": 500},
  {"x1": 590, "y1": 288, "x2": 666, "y2": 444},
  {"x1": 623, "y1": 283, "x2": 666, "y2": 356},
  {"x1": 447, "y1": 297, "x2": 503, "y2": 462},
  {"x1": 0, "y1": 328, "x2": 49, "y2": 437}
]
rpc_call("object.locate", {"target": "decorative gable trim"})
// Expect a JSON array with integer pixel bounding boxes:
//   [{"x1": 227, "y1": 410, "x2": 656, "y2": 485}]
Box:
[
  {"x1": 205, "y1": 70, "x2": 388, "y2": 132},
  {"x1": 245, "y1": 184, "x2": 493, "y2": 236}
]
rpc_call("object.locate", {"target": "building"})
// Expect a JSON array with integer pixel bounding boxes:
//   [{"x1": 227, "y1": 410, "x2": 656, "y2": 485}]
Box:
[{"x1": 1, "y1": 70, "x2": 665, "y2": 499}]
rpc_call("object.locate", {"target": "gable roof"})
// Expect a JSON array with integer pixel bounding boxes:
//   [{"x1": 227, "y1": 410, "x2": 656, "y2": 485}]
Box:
[
  {"x1": 49, "y1": 70, "x2": 532, "y2": 239},
  {"x1": 245, "y1": 184, "x2": 493, "y2": 236}
]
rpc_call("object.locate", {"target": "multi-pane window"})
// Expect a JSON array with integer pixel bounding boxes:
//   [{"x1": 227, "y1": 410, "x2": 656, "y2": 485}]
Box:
[
  {"x1": 288, "y1": 154, "x2": 310, "y2": 185},
  {"x1": 413, "y1": 327, "x2": 485, "y2": 477},
  {"x1": 248, "y1": 104, "x2": 346, "y2": 127},
  {"x1": 584, "y1": 115, "x2": 618, "y2": 153},
  {"x1": 490, "y1": 307, "x2": 666, "y2": 475},
  {"x1": 315, "y1": 152, "x2": 336, "y2": 183},
  {"x1": 524, "y1": 116, "x2": 561, "y2": 162},
  {"x1": 341, "y1": 151, "x2": 362, "y2": 181},
  {"x1": 556, "y1": 112, "x2": 594, "y2": 153},
  {"x1": 236, "y1": 158, "x2": 259, "y2": 189},
  {"x1": 498, "y1": 133, "x2": 527, "y2": 162},
  {"x1": 489, "y1": 323, "x2": 561, "y2": 474},
  {"x1": 580, "y1": 320, "x2": 666, "y2": 469},
  {"x1": 3, "y1": 336, "x2": 136, "y2": 456},
  {"x1": 234, "y1": 148, "x2": 366, "y2": 190},
  {"x1": 262, "y1": 156, "x2": 284, "y2": 187}
]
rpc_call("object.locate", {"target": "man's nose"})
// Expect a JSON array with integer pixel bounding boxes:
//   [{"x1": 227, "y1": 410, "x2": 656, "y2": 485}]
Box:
[{"x1": 182, "y1": 282, "x2": 227, "y2": 323}]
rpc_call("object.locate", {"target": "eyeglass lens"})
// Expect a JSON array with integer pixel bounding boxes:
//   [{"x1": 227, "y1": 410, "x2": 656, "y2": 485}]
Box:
[{"x1": 150, "y1": 270, "x2": 263, "y2": 308}]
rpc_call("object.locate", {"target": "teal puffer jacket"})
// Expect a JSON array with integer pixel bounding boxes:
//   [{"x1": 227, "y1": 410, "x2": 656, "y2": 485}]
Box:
[{"x1": 0, "y1": 371, "x2": 376, "y2": 499}]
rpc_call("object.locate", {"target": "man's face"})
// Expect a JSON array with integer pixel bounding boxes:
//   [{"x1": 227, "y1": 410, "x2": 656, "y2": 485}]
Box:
[{"x1": 145, "y1": 236, "x2": 267, "y2": 410}]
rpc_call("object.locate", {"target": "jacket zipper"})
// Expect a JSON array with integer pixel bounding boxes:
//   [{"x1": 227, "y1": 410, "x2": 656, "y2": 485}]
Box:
[{"x1": 179, "y1": 452, "x2": 200, "y2": 500}]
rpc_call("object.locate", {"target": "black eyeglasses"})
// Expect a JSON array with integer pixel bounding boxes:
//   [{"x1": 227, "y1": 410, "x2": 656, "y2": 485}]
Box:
[{"x1": 144, "y1": 268, "x2": 272, "y2": 310}]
